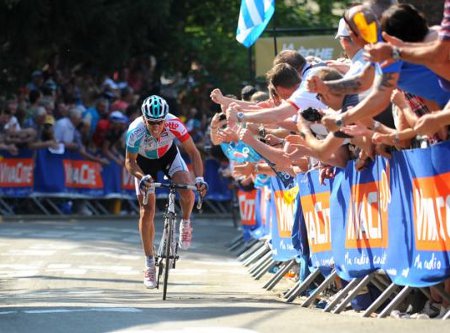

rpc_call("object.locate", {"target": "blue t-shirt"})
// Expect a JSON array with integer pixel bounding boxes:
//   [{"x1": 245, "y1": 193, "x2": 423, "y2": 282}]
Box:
[
  {"x1": 383, "y1": 61, "x2": 450, "y2": 108},
  {"x1": 220, "y1": 141, "x2": 261, "y2": 163}
]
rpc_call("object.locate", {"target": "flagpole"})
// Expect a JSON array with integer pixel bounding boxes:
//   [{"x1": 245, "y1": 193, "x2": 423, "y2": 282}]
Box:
[{"x1": 272, "y1": 1, "x2": 278, "y2": 56}]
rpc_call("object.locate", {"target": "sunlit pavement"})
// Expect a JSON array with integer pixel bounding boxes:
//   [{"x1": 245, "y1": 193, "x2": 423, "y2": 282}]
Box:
[{"x1": 0, "y1": 218, "x2": 447, "y2": 333}]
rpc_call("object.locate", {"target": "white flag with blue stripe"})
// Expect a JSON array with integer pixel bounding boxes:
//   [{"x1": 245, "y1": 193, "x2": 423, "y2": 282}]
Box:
[{"x1": 236, "y1": 0, "x2": 275, "y2": 48}]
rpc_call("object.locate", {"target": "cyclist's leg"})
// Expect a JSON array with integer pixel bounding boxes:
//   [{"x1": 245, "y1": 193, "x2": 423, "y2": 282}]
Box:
[
  {"x1": 167, "y1": 151, "x2": 194, "y2": 249},
  {"x1": 137, "y1": 190, "x2": 156, "y2": 257},
  {"x1": 135, "y1": 156, "x2": 158, "y2": 288},
  {"x1": 166, "y1": 148, "x2": 195, "y2": 220},
  {"x1": 171, "y1": 170, "x2": 195, "y2": 219}
]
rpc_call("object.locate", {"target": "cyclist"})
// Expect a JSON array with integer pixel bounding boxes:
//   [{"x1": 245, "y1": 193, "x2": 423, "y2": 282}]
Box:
[{"x1": 125, "y1": 95, "x2": 208, "y2": 289}]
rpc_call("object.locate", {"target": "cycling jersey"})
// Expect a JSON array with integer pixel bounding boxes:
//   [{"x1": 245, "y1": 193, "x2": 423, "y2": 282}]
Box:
[{"x1": 125, "y1": 114, "x2": 190, "y2": 159}]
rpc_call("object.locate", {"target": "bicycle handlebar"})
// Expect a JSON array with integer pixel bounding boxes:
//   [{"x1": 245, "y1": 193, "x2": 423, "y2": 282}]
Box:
[{"x1": 142, "y1": 182, "x2": 204, "y2": 210}]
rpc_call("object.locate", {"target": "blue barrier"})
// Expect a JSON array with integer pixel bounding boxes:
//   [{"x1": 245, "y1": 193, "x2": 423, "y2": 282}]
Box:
[{"x1": 0, "y1": 149, "x2": 231, "y2": 201}]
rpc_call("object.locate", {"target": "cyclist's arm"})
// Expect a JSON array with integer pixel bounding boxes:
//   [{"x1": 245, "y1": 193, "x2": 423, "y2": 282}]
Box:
[
  {"x1": 180, "y1": 137, "x2": 204, "y2": 178},
  {"x1": 125, "y1": 150, "x2": 146, "y2": 181}
]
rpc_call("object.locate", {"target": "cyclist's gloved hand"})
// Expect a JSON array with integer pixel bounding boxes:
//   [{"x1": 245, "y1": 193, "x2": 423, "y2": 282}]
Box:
[
  {"x1": 139, "y1": 174, "x2": 153, "y2": 193},
  {"x1": 195, "y1": 176, "x2": 208, "y2": 196}
]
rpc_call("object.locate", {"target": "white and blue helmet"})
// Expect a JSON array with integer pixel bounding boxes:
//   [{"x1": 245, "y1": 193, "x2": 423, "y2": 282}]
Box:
[{"x1": 141, "y1": 95, "x2": 169, "y2": 120}]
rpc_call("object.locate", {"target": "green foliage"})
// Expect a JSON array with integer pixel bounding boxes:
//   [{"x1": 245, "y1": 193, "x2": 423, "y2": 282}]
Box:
[{"x1": 0, "y1": 0, "x2": 352, "y2": 95}]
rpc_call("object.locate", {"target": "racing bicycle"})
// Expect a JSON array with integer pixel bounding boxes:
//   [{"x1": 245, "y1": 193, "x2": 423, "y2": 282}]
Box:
[{"x1": 143, "y1": 181, "x2": 203, "y2": 300}]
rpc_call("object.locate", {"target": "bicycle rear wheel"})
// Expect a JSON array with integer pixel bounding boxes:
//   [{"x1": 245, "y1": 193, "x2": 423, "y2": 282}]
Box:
[{"x1": 162, "y1": 216, "x2": 174, "y2": 300}]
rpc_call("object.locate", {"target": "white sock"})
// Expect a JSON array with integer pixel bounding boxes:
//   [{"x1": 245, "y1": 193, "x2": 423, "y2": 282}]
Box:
[{"x1": 145, "y1": 256, "x2": 154, "y2": 268}]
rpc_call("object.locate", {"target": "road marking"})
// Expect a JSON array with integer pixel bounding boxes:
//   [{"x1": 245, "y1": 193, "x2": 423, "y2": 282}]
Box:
[
  {"x1": 111, "y1": 327, "x2": 259, "y2": 333},
  {"x1": 1, "y1": 250, "x2": 55, "y2": 256},
  {"x1": 71, "y1": 252, "x2": 140, "y2": 260},
  {"x1": 62, "y1": 269, "x2": 87, "y2": 275},
  {"x1": 0, "y1": 308, "x2": 142, "y2": 315},
  {"x1": 46, "y1": 264, "x2": 72, "y2": 269}
]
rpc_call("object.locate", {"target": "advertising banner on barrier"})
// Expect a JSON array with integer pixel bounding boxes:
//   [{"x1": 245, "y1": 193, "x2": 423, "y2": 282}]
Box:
[
  {"x1": 331, "y1": 157, "x2": 390, "y2": 280},
  {"x1": 0, "y1": 149, "x2": 34, "y2": 197},
  {"x1": 238, "y1": 189, "x2": 258, "y2": 241},
  {"x1": 383, "y1": 141, "x2": 450, "y2": 287},
  {"x1": 252, "y1": 188, "x2": 264, "y2": 239},
  {"x1": 63, "y1": 155, "x2": 103, "y2": 197},
  {"x1": 298, "y1": 170, "x2": 333, "y2": 273},
  {"x1": 270, "y1": 176, "x2": 299, "y2": 261}
]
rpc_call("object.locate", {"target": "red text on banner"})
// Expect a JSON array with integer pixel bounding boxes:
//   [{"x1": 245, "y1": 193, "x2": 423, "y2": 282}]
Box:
[
  {"x1": 300, "y1": 191, "x2": 331, "y2": 252},
  {"x1": 274, "y1": 186, "x2": 298, "y2": 238},
  {"x1": 238, "y1": 190, "x2": 257, "y2": 226},
  {"x1": 63, "y1": 160, "x2": 103, "y2": 188},
  {"x1": 346, "y1": 168, "x2": 390, "y2": 249},
  {"x1": 413, "y1": 172, "x2": 450, "y2": 251},
  {"x1": 0, "y1": 158, "x2": 33, "y2": 187}
]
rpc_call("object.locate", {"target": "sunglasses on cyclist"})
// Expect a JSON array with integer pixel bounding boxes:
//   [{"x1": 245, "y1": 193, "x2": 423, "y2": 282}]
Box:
[{"x1": 146, "y1": 119, "x2": 164, "y2": 126}]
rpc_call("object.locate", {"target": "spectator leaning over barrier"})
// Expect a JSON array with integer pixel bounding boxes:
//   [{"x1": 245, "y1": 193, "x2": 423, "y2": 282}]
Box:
[
  {"x1": 54, "y1": 106, "x2": 108, "y2": 165},
  {"x1": 83, "y1": 97, "x2": 109, "y2": 140},
  {"x1": 0, "y1": 109, "x2": 19, "y2": 155},
  {"x1": 226, "y1": 51, "x2": 326, "y2": 129},
  {"x1": 285, "y1": 67, "x2": 361, "y2": 169},
  {"x1": 319, "y1": 4, "x2": 450, "y2": 137},
  {"x1": 343, "y1": 90, "x2": 441, "y2": 150},
  {"x1": 101, "y1": 111, "x2": 129, "y2": 166},
  {"x1": 364, "y1": 0, "x2": 450, "y2": 83},
  {"x1": 25, "y1": 89, "x2": 42, "y2": 122}
]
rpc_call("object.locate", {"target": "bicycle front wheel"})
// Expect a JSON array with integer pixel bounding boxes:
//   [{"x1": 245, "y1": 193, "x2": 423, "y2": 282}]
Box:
[{"x1": 162, "y1": 216, "x2": 174, "y2": 301}]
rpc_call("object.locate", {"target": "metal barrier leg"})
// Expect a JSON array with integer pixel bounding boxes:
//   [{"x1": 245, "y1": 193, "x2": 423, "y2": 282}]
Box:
[
  {"x1": 31, "y1": 198, "x2": 51, "y2": 215},
  {"x1": 285, "y1": 268, "x2": 321, "y2": 303},
  {"x1": 92, "y1": 200, "x2": 110, "y2": 214},
  {"x1": 0, "y1": 198, "x2": 14, "y2": 215},
  {"x1": 263, "y1": 259, "x2": 296, "y2": 290},
  {"x1": 44, "y1": 198, "x2": 64, "y2": 215},
  {"x1": 228, "y1": 237, "x2": 246, "y2": 252},
  {"x1": 248, "y1": 251, "x2": 272, "y2": 274},
  {"x1": 362, "y1": 283, "x2": 398, "y2": 317},
  {"x1": 302, "y1": 270, "x2": 337, "y2": 308},
  {"x1": 83, "y1": 200, "x2": 100, "y2": 215},
  {"x1": 243, "y1": 243, "x2": 269, "y2": 267},
  {"x1": 234, "y1": 239, "x2": 259, "y2": 257},
  {"x1": 443, "y1": 308, "x2": 450, "y2": 320},
  {"x1": 332, "y1": 274, "x2": 374, "y2": 314},
  {"x1": 377, "y1": 285, "x2": 412, "y2": 318},
  {"x1": 323, "y1": 277, "x2": 362, "y2": 313},
  {"x1": 226, "y1": 234, "x2": 244, "y2": 249},
  {"x1": 238, "y1": 240, "x2": 266, "y2": 262},
  {"x1": 252, "y1": 259, "x2": 277, "y2": 280}
]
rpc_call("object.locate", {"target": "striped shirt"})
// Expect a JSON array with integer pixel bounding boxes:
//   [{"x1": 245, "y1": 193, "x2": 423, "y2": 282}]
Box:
[
  {"x1": 126, "y1": 114, "x2": 190, "y2": 159},
  {"x1": 440, "y1": 0, "x2": 450, "y2": 40}
]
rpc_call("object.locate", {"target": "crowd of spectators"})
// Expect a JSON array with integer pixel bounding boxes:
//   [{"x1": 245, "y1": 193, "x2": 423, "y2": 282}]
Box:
[
  {"x1": 208, "y1": 0, "x2": 450, "y2": 319},
  {"x1": 0, "y1": 56, "x2": 220, "y2": 166}
]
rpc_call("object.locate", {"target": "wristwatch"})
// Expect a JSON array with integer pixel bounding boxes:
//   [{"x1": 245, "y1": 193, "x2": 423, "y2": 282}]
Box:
[
  {"x1": 391, "y1": 46, "x2": 401, "y2": 60},
  {"x1": 335, "y1": 115, "x2": 345, "y2": 128},
  {"x1": 236, "y1": 112, "x2": 245, "y2": 123}
]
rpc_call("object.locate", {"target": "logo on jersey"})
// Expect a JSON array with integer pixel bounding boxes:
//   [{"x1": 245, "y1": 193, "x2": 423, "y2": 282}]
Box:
[{"x1": 127, "y1": 127, "x2": 145, "y2": 147}]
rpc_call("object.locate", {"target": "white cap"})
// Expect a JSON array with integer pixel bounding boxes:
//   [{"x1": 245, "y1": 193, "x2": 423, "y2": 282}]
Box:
[{"x1": 335, "y1": 18, "x2": 350, "y2": 39}]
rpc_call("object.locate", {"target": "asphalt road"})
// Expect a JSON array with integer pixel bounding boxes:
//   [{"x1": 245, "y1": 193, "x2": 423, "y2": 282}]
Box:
[{"x1": 0, "y1": 216, "x2": 447, "y2": 333}]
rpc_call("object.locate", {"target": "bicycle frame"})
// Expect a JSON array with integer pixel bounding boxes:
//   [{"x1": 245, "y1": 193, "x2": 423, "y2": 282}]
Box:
[{"x1": 142, "y1": 182, "x2": 202, "y2": 300}]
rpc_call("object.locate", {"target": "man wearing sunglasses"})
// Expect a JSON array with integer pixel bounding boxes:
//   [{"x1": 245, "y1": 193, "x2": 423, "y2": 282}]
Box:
[{"x1": 125, "y1": 95, "x2": 207, "y2": 289}]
